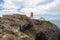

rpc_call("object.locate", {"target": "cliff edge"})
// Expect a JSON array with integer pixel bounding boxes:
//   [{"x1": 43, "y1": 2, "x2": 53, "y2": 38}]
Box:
[{"x1": 0, "y1": 14, "x2": 59, "y2": 40}]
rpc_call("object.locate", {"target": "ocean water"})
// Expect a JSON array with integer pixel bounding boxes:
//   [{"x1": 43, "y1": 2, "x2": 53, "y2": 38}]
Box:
[{"x1": 50, "y1": 20, "x2": 60, "y2": 28}]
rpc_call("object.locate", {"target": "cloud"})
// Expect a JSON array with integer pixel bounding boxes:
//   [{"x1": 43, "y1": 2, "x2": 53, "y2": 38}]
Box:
[
  {"x1": 0, "y1": 0, "x2": 60, "y2": 20},
  {"x1": 20, "y1": 0, "x2": 60, "y2": 15},
  {"x1": 37, "y1": 0, "x2": 54, "y2": 5},
  {"x1": 3, "y1": 0, "x2": 18, "y2": 9},
  {"x1": 0, "y1": 0, "x2": 22, "y2": 16},
  {"x1": 0, "y1": 9, "x2": 19, "y2": 15}
]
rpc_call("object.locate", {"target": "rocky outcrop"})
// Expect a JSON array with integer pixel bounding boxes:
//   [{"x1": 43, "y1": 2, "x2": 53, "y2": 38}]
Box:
[{"x1": 0, "y1": 14, "x2": 60, "y2": 40}]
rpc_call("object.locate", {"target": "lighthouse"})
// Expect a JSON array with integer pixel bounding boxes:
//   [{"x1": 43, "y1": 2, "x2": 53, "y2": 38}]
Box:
[{"x1": 30, "y1": 12, "x2": 33, "y2": 19}]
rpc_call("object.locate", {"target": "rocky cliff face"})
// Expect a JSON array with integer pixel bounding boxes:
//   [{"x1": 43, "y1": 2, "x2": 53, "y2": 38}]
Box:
[{"x1": 0, "y1": 14, "x2": 60, "y2": 40}]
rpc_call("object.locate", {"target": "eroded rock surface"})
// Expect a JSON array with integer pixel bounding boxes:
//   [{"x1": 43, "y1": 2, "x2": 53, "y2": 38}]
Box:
[{"x1": 0, "y1": 14, "x2": 59, "y2": 40}]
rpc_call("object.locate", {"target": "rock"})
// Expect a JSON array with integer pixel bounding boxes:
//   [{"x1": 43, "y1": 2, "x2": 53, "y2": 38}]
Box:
[
  {"x1": 35, "y1": 27, "x2": 58, "y2": 40},
  {"x1": 0, "y1": 14, "x2": 59, "y2": 40},
  {"x1": 35, "y1": 32, "x2": 47, "y2": 40},
  {"x1": 20, "y1": 22, "x2": 33, "y2": 32}
]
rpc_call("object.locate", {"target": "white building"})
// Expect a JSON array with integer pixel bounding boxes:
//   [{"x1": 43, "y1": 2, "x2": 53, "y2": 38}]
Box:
[{"x1": 39, "y1": 17, "x2": 45, "y2": 21}]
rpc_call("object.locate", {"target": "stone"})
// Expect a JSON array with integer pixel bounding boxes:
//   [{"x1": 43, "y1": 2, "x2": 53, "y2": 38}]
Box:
[{"x1": 0, "y1": 14, "x2": 59, "y2": 40}]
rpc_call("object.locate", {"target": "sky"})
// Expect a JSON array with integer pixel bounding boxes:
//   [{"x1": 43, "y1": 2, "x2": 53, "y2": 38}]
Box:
[{"x1": 0, "y1": 0, "x2": 60, "y2": 20}]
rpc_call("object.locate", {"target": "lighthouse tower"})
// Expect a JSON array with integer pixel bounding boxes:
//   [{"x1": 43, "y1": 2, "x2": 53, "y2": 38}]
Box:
[{"x1": 30, "y1": 12, "x2": 33, "y2": 19}]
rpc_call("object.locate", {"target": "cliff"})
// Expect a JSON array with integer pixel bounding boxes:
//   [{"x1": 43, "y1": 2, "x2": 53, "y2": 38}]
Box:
[{"x1": 0, "y1": 14, "x2": 60, "y2": 40}]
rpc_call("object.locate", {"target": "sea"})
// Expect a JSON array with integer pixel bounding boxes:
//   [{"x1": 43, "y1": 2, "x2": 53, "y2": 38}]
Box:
[{"x1": 50, "y1": 20, "x2": 60, "y2": 28}]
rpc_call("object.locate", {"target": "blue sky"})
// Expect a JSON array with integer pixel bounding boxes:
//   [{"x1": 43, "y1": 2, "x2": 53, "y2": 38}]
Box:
[
  {"x1": 0, "y1": 0, "x2": 4, "y2": 4},
  {"x1": 0, "y1": 0, "x2": 60, "y2": 20}
]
